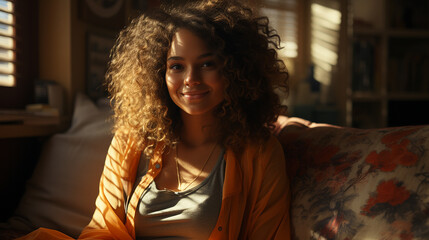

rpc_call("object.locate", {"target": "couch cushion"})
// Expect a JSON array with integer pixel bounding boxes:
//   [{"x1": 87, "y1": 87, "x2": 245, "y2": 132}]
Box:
[
  {"x1": 4, "y1": 93, "x2": 113, "y2": 238},
  {"x1": 277, "y1": 118, "x2": 429, "y2": 240}
]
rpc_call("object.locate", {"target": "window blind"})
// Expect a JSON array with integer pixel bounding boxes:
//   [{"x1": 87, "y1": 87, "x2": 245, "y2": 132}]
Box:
[
  {"x1": 0, "y1": 0, "x2": 14, "y2": 87},
  {"x1": 260, "y1": 0, "x2": 298, "y2": 107},
  {"x1": 260, "y1": 0, "x2": 298, "y2": 59}
]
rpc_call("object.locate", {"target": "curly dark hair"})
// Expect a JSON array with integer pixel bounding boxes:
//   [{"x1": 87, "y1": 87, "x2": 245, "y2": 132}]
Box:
[{"x1": 107, "y1": 0, "x2": 288, "y2": 155}]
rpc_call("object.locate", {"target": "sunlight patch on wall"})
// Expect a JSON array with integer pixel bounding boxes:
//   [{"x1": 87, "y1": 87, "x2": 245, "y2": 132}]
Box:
[
  {"x1": 311, "y1": 2, "x2": 341, "y2": 86},
  {"x1": 0, "y1": 74, "x2": 13, "y2": 86}
]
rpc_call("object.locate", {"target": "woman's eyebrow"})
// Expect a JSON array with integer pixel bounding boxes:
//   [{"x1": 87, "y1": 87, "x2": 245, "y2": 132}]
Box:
[
  {"x1": 198, "y1": 52, "x2": 215, "y2": 59},
  {"x1": 167, "y1": 56, "x2": 183, "y2": 61},
  {"x1": 167, "y1": 52, "x2": 215, "y2": 61}
]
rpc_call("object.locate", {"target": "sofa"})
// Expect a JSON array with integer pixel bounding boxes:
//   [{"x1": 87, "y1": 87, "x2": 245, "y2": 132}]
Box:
[
  {"x1": 1, "y1": 93, "x2": 428, "y2": 239},
  {"x1": 276, "y1": 117, "x2": 429, "y2": 240}
]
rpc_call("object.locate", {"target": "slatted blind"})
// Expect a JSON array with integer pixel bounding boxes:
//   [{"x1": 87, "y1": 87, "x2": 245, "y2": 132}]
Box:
[
  {"x1": 0, "y1": 0, "x2": 14, "y2": 87},
  {"x1": 260, "y1": 0, "x2": 298, "y2": 59},
  {"x1": 260, "y1": 0, "x2": 298, "y2": 107}
]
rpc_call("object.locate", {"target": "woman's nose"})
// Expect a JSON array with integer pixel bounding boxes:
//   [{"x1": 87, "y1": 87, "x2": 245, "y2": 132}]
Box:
[{"x1": 184, "y1": 68, "x2": 201, "y2": 86}]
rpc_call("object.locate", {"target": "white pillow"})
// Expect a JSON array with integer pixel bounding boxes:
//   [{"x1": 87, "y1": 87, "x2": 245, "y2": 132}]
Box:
[{"x1": 6, "y1": 93, "x2": 113, "y2": 238}]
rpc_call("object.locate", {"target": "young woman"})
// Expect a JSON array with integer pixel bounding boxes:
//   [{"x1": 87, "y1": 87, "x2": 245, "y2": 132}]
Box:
[{"x1": 20, "y1": 0, "x2": 290, "y2": 239}]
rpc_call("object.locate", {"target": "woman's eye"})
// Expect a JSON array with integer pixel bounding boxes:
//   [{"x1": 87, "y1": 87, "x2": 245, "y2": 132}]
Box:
[
  {"x1": 169, "y1": 64, "x2": 183, "y2": 70},
  {"x1": 202, "y1": 61, "x2": 216, "y2": 68}
]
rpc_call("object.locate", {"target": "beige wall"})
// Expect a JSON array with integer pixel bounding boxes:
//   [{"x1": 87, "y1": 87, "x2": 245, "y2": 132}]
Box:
[
  {"x1": 38, "y1": 0, "x2": 129, "y2": 116},
  {"x1": 39, "y1": 0, "x2": 73, "y2": 114},
  {"x1": 70, "y1": 0, "x2": 87, "y2": 105}
]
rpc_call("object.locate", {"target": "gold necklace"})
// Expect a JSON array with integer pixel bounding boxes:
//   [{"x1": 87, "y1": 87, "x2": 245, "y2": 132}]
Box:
[{"x1": 175, "y1": 142, "x2": 217, "y2": 191}]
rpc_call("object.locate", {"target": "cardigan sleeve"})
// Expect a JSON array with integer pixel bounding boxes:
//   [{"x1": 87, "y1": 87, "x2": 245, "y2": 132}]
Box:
[
  {"x1": 78, "y1": 134, "x2": 133, "y2": 240},
  {"x1": 247, "y1": 137, "x2": 291, "y2": 240}
]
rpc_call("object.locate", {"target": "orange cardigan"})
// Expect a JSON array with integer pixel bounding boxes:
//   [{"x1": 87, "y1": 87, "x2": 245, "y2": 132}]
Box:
[{"x1": 19, "y1": 135, "x2": 290, "y2": 240}]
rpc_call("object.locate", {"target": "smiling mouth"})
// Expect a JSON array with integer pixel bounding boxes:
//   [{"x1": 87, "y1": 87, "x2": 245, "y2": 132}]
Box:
[{"x1": 181, "y1": 91, "x2": 209, "y2": 100}]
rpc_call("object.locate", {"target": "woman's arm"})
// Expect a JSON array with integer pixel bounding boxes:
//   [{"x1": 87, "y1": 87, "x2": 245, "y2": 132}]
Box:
[
  {"x1": 247, "y1": 137, "x2": 291, "y2": 240},
  {"x1": 79, "y1": 135, "x2": 133, "y2": 240}
]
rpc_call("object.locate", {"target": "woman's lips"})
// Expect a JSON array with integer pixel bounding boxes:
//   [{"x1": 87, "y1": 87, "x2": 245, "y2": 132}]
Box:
[{"x1": 181, "y1": 90, "x2": 209, "y2": 100}]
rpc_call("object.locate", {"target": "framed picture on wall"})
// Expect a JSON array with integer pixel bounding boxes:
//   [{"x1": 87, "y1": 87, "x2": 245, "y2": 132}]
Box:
[
  {"x1": 80, "y1": 0, "x2": 126, "y2": 29},
  {"x1": 86, "y1": 32, "x2": 115, "y2": 100},
  {"x1": 132, "y1": 0, "x2": 161, "y2": 11}
]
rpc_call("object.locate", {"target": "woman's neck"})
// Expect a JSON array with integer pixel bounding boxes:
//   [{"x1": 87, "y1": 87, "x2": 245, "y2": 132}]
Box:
[{"x1": 179, "y1": 111, "x2": 218, "y2": 147}]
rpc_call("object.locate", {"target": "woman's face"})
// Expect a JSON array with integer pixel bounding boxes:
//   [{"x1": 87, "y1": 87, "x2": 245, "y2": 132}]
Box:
[{"x1": 165, "y1": 28, "x2": 226, "y2": 117}]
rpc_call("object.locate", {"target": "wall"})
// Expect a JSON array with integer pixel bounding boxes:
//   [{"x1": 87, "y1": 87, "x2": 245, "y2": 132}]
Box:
[
  {"x1": 39, "y1": 0, "x2": 73, "y2": 114},
  {"x1": 38, "y1": 0, "x2": 129, "y2": 116}
]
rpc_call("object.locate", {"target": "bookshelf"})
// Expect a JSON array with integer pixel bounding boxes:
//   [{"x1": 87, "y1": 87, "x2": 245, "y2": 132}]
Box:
[{"x1": 346, "y1": 0, "x2": 429, "y2": 128}]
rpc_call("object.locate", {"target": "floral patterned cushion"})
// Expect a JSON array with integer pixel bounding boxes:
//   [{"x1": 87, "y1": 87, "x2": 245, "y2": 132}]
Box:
[{"x1": 276, "y1": 117, "x2": 429, "y2": 240}]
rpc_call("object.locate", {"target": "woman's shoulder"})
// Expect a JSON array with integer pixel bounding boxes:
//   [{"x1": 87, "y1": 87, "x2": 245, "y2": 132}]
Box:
[
  {"x1": 231, "y1": 134, "x2": 286, "y2": 188},
  {"x1": 233, "y1": 134, "x2": 284, "y2": 168},
  {"x1": 111, "y1": 131, "x2": 132, "y2": 150},
  {"x1": 259, "y1": 135, "x2": 284, "y2": 164},
  {"x1": 245, "y1": 134, "x2": 283, "y2": 155},
  {"x1": 108, "y1": 131, "x2": 143, "y2": 161}
]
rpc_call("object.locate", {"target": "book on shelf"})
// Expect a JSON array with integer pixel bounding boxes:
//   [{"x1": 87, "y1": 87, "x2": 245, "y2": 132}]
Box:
[
  {"x1": 388, "y1": 0, "x2": 429, "y2": 30},
  {"x1": 389, "y1": 51, "x2": 429, "y2": 93},
  {"x1": 352, "y1": 40, "x2": 375, "y2": 92}
]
